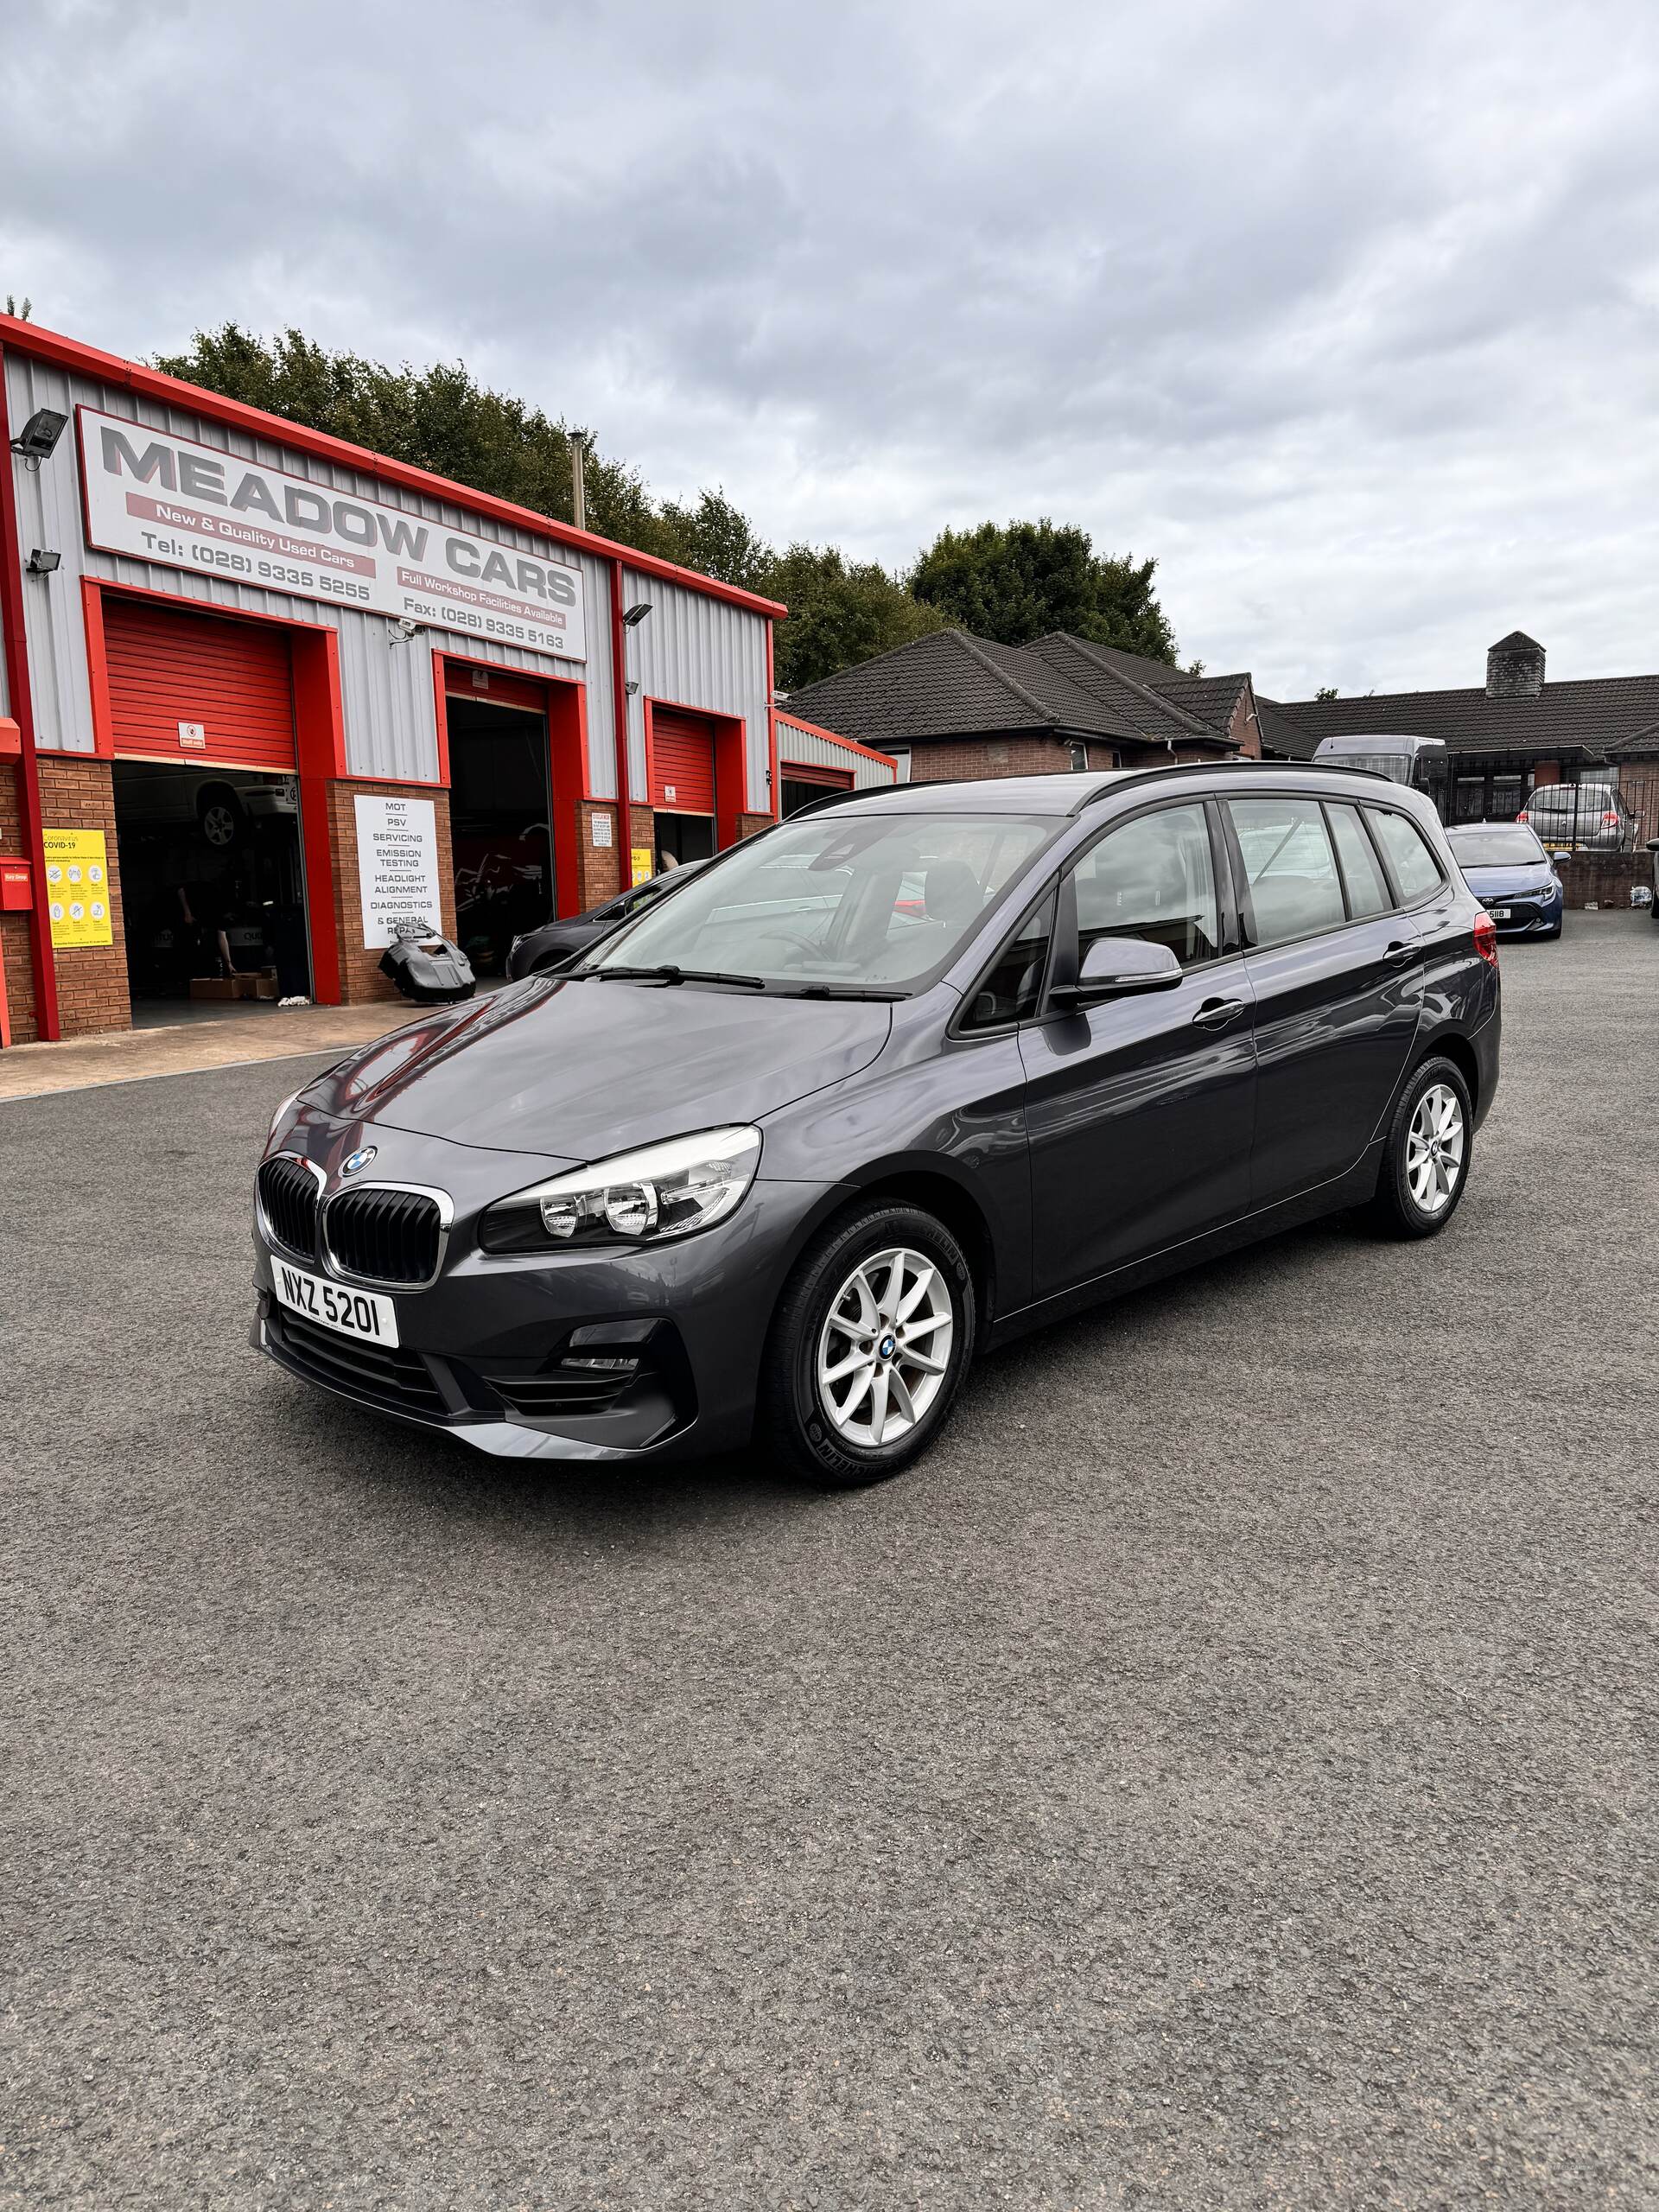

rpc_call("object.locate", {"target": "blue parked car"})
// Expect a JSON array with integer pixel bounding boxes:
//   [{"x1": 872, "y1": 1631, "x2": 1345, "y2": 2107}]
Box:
[{"x1": 1445, "y1": 822, "x2": 1564, "y2": 939}]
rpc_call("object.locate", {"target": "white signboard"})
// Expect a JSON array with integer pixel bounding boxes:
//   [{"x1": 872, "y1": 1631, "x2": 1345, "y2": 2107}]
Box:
[
  {"x1": 354, "y1": 793, "x2": 443, "y2": 949},
  {"x1": 79, "y1": 406, "x2": 587, "y2": 664}
]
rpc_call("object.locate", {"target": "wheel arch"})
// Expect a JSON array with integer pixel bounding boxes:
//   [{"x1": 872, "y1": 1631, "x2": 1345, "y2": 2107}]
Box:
[
  {"x1": 781, "y1": 1160, "x2": 1001, "y2": 1351},
  {"x1": 1417, "y1": 1027, "x2": 1480, "y2": 1115}
]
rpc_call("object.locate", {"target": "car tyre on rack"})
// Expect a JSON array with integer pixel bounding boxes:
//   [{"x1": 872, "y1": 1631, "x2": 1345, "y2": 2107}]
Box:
[
  {"x1": 197, "y1": 782, "x2": 245, "y2": 849},
  {"x1": 759, "y1": 1198, "x2": 976, "y2": 1489},
  {"x1": 1368, "y1": 1054, "x2": 1474, "y2": 1240}
]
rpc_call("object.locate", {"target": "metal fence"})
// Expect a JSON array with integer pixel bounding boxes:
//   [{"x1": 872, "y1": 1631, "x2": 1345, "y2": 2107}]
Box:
[{"x1": 1416, "y1": 756, "x2": 1656, "y2": 852}]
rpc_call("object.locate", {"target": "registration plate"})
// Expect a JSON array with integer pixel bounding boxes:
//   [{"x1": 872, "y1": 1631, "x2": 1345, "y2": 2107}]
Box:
[
  {"x1": 1489, "y1": 906, "x2": 1512, "y2": 921},
  {"x1": 272, "y1": 1260, "x2": 399, "y2": 1346}
]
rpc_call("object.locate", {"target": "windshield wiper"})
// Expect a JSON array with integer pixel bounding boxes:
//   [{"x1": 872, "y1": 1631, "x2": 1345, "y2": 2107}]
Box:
[
  {"x1": 774, "y1": 982, "x2": 909, "y2": 1001},
  {"x1": 591, "y1": 963, "x2": 766, "y2": 989}
]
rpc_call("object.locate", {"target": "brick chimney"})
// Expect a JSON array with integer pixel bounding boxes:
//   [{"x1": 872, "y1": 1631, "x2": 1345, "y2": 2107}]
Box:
[{"x1": 1486, "y1": 631, "x2": 1545, "y2": 699}]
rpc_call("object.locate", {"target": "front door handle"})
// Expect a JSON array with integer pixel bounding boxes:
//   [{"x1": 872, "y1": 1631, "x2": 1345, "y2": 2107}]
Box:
[
  {"x1": 1383, "y1": 940, "x2": 1418, "y2": 964},
  {"x1": 1192, "y1": 996, "x2": 1247, "y2": 1029}
]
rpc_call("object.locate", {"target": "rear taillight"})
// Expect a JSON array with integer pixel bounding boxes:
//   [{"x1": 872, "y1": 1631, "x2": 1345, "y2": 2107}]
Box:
[
  {"x1": 1602, "y1": 810, "x2": 1619, "y2": 826},
  {"x1": 1473, "y1": 911, "x2": 1499, "y2": 968},
  {"x1": 1516, "y1": 809, "x2": 1529, "y2": 823}
]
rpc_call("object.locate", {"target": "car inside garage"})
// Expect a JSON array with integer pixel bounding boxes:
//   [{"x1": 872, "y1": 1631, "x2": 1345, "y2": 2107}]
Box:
[{"x1": 113, "y1": 761, "x2": 310, "y2": 1010}]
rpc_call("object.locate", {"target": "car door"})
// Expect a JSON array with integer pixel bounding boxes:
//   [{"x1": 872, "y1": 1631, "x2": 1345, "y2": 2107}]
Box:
[
  {"x1": 1224, "y1": 794, "x2": 1426, "y2": 1211},
  {"x1": 1018, "y1": 798, "x2": 1257, "y2": 1298}
]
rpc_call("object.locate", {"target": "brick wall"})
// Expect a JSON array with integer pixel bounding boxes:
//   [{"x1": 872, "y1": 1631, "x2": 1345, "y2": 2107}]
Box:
[
  {"x1": 907, "y1": 734, "x2": 1112, "y2": 783},
  {"x1": 326, "y1": 780, "x2": 456, "y2": 1004},
  {"x1": 36, "y1": 756, "x2": 131, "y2": 1038},
  {"x1": 1231, "y1": 691, "x2": 1262, "y2": 757},
  {"x1": 0, "y1": 760, "x2": 39, "y2": 1043},
  {"x1": 1554, "y1": 851, "x2": 1653, "y2": 911},
  {"x1": 575, "y1": 802, "x2": 626, "y2": 909}
]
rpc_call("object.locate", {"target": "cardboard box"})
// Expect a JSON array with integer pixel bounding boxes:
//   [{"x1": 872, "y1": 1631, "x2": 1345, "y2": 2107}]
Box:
[
  {"x1": 189, "y1": 976, "x2": 240, "y2": 1001},
  {"x1": 252, "y1": 976, "x2": 279, "y2": 1000}
]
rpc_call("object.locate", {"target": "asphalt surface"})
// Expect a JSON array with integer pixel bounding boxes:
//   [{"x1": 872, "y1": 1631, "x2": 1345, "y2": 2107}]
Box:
[{"x1": 3, "y1": 912, "x2": 1656, "y2": 2210}]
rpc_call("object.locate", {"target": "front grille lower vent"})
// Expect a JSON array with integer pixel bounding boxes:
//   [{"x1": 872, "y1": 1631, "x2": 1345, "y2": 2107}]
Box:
[
  {"x1": 324, "y1": 1185, "x2": 443, "y2": 1286},
  {"x1": 258, "y1": 1154, "x2": 321, "y2": 1260},
  {"x1": 270, "y1": 1309, "x2": 448, "y2": 1418}
]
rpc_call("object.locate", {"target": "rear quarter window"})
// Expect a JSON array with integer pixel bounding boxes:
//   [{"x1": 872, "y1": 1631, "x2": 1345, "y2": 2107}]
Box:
[{"x1": 1367, "y1": 808, "x2": 1446, "y2": 904}]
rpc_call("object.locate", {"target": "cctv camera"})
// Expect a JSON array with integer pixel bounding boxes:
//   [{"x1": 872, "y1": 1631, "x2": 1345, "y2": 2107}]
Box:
[{"x1": 390, "y1": 615, "x2": 422, "y2": 643}]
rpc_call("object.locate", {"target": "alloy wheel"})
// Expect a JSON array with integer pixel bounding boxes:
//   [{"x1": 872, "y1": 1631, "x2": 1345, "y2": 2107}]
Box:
[
  {"x1": 816, "y1": 1245, "x2": 956, "y2": 1449},
  {"x1": 202, "y1": 804, "x2": 238, "y2": 847},
  {"x1": 1406, "y1": 1083, "x2": 1465, "y2": 1216}
]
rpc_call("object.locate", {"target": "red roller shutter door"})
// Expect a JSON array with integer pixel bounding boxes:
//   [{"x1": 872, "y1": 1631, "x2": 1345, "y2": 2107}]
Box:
[
  {"x1": 105, "y1": 597, "x2": 297, "y2": 769},
  {"x1": 650, "y1": 709, "x2": 716, "y2": 813}
]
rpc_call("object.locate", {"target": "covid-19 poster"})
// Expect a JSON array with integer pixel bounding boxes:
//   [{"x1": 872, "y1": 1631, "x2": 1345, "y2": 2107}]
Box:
[{"x1": 43, "y1": 829, "x2": 113, "y2": 949}]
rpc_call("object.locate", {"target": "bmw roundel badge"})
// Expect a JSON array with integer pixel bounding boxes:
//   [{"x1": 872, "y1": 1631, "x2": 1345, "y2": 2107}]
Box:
[{"x1": 340, "y1": 1146, "x2": 377, "y2": 1177}]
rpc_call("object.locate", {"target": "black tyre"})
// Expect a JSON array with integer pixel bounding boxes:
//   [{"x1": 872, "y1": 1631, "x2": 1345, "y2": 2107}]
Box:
[
  {"x1": 1368, "y1": 1054, "x2": 1474, "y2": 1239},
  {"x1": 197, "y1": 782, "x2": 245, "y2": 849},
  {"x1": 758, "y1": 1199, "x2": 976, "y2": 1489}
]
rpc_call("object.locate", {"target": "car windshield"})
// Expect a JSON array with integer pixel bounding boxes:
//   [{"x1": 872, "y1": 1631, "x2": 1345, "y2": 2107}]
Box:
[
  {"x1": 582, "y1": 811, "x2": 1055, "y2": 990},
  {"x1": 1448, "y1": 828, "x2": 1546, "y2": 867}
]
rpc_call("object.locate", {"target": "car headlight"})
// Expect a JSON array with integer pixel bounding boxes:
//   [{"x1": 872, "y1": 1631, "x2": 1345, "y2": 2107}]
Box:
[{"x1": 479, "y1": 1126, "x2": 763, "y2": 1253}]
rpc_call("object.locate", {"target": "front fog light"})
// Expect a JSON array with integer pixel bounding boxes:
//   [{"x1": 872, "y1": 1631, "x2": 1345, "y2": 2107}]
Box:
[{"x1": 481, "y1": 1126, "x2": 762, "y2": 1254}]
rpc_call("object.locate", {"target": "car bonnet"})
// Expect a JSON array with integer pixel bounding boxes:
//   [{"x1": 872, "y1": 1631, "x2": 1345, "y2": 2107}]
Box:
[{"x1": 303, "y1": 974, "x2": 894, "y2": 1158}]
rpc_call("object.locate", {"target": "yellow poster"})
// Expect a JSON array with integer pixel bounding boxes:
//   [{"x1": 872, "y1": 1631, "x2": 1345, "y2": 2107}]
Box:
[
  {"x1": 630, "y1": 846, "x2": 655, "y2": 887},
  {"x1": 43, "y1": 828, "x2": 114, "y2": 949}
]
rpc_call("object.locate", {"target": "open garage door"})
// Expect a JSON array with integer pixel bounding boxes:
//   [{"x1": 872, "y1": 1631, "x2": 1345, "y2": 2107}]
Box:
[
  {"x1": 649, "y1": 708, "x2": 717, "y2": 867},
  {"x1": 105, "y1": 597, "x2": 298, "y2": 770},
  {"x1": 104, "y1": 599, "x2": 310, "y2": 1014}
]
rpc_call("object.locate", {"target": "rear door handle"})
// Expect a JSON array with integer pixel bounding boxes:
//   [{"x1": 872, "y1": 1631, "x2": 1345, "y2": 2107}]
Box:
[
  {"x1": 1192, "y1": 996, "x2": 1247, "y2": 1028},
  {"x1": 1383, "y1": 940, "x2": 1418, "y2": 963}
]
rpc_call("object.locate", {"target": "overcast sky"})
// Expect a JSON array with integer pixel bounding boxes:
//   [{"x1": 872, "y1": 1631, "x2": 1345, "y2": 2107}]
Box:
[{"x1": 4, "y1": 0, "x2": 1657, "y2": 697}]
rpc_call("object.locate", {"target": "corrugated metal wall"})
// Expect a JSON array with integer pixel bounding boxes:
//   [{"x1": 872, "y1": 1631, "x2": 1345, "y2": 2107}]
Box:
[
  {"x1": 777, "y1": 715, "x2": 896, "y2": 791},
  {"x1": 2, "y1": 350, "x2": 623, "y2": 798},
  {"x1": 620, "y1": 569, "x2": 772, "y2": 814}
]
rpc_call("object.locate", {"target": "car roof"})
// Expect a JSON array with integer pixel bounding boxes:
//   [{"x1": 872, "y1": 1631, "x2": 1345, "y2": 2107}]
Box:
[
  {"x1": 1446, "y1": 819, "x2": 1535, "y2": 832},
  {"x1": 797, "y1": 759, "x2": 1415, "y2": 823}
]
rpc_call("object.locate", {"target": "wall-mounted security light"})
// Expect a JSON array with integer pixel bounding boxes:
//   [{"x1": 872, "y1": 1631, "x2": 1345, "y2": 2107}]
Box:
[
  {"x1": 624, "y1": 679, "x2": 641, "y2": 696},
  {"x1": 10, "y1": 408, "x2": 67, "y2": 468},
  {"x1": 25, "y1": 549, "x2": 61, "y2": 575},
  {"x1": 620, "y1": 601, "x2": 653, "y2": 627}
]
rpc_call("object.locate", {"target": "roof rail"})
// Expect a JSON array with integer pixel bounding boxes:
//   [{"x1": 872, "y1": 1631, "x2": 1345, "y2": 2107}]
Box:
[
  {"x1": 778, "y1": 779, "x2": 909, "y2": 822},
  {"x1": 1067, "y1": 757, "x2": 1395, "y2": 812}
]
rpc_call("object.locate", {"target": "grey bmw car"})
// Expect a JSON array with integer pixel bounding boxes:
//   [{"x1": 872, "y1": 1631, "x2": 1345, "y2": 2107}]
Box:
[{"x1": 253, "y1": 763, "x2": 1500, "y2": 1485}]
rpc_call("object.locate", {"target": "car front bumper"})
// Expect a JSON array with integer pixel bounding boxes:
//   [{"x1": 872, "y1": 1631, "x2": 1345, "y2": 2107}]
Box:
[
  {"x1": 1477, "y1": 892, "x2": 1562, "y2": 936},
  {"x1": 251, "y1": 1116, "x2": 840, "y2": 1462}
]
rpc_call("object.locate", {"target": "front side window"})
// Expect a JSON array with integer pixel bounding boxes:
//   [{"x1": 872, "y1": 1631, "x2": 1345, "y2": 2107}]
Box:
[
  {"x1": 1326, "y1": 802, "x2": 1394, "y2": 918},
  {"x1": 1228, "y1": 797, "x2": 1345, "y2": 946},
  {"x1": 960, "y1": 887, "x2": 1055, "y2": 1031},
  {"x1": 585, "y1": 810, "x2": 1053, "y2": 991},
  {"x1": 1367, "y1": 807, "x2": 1445, "y2": 905},
  {"x1": 1071, "y1": 802, "x2": 1220, "y2": 969}
]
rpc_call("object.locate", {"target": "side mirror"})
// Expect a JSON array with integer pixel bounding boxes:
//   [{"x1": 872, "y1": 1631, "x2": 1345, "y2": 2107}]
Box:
[
  {"x1": 1646, "y1": 839, "x2": 1659, "y2": 854},
  {"x1": 1052, "y1": 935, "x2": 1183, "y2": 1007}
]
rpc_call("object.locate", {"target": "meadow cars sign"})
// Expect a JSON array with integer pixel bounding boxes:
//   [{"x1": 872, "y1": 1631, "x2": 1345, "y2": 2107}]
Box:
[{"x1": 79, "y1": 407, "x2": 587, "y2": 662}]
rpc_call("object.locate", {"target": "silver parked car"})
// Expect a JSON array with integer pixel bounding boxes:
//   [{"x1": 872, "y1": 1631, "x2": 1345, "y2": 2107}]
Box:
[{"x1": 1518, "y1": 782, "x2": 1640, "y2": 853}]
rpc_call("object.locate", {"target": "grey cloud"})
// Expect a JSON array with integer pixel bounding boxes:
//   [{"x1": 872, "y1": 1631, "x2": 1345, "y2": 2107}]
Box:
[{"x1": 3, "y1": 0, "x2": 1657, "y2": 691}]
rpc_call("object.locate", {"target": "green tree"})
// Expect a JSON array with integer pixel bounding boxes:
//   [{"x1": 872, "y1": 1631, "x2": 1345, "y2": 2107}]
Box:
[
  {"x1": 765, "y1": 543, "x2": 954, "y2": 692},
  {"x1": 1315, "y1": 685, "x2": 1338, "y2": 701},
  {"x1": 909, "y1": 518, "x2": 1179, "y2": 663},
  {"x1": 650, "y1": 489, "x2": 774, "y2": 595},
  {"x1": 152, "y1": 324, "x2": 661, "y2": 546}
]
